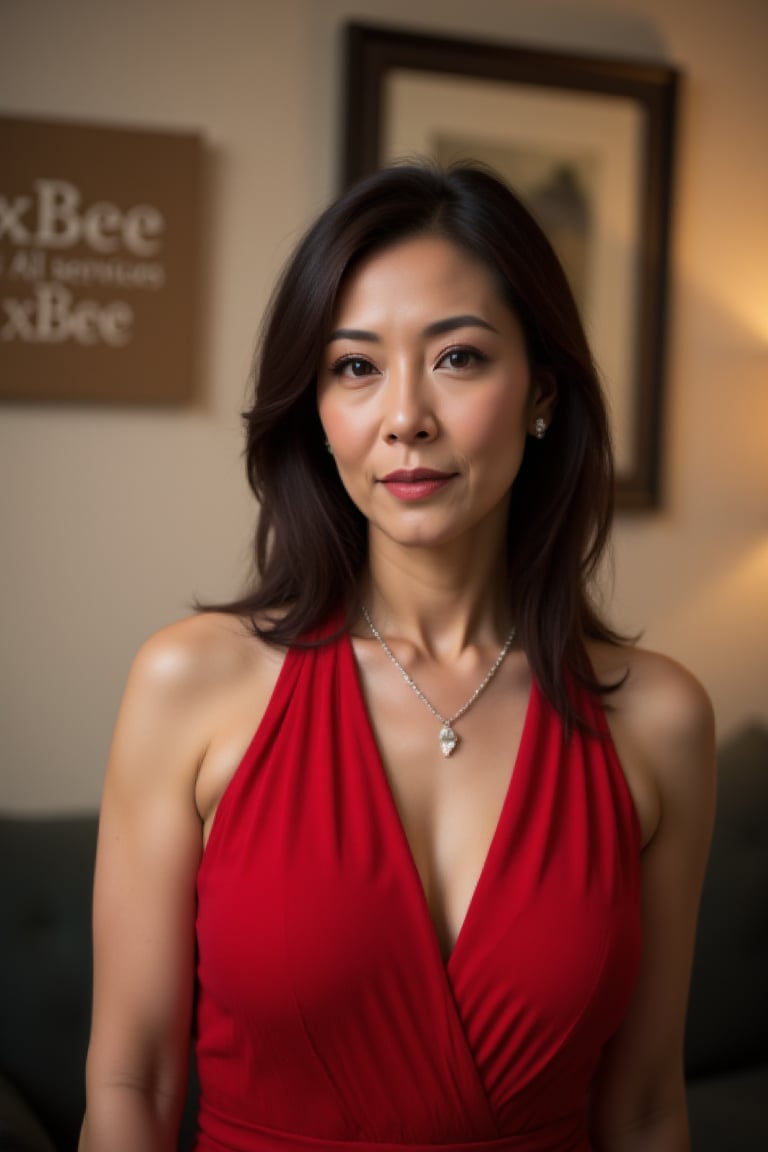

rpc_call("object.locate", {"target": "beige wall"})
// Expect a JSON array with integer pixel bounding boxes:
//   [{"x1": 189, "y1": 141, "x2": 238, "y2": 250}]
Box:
[{"x1": 1, "y1": 0, "x2": 766, "y2": 812}]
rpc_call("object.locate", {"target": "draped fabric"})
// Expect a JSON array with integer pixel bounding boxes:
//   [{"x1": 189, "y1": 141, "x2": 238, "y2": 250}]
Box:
[{"x1": 193, "y1": 627, "x2": 641, "y2": 1151}]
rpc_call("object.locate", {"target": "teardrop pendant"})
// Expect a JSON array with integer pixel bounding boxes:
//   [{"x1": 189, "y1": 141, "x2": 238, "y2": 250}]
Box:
[
  {"x1": 439, "y1": 726, "x2": 459, "y2": 757},
  {"x1": 360, "y1": 605, "x2": 516, "y2": 761}
]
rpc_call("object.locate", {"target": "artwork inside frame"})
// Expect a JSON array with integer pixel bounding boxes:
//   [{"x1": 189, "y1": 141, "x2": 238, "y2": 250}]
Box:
[{"x1": 342, "y1": 23, "x2": 680, "y2": 509}]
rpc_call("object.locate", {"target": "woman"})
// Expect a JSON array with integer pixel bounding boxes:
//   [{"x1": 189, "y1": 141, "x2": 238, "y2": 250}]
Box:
[{"x1": 79, "y1": 164, "x2": 715, "y2": 1152}]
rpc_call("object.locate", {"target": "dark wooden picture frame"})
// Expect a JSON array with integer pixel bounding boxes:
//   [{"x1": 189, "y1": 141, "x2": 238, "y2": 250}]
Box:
[{"x1": 342, "y1": 23, "x2": 679, "y2": 509}]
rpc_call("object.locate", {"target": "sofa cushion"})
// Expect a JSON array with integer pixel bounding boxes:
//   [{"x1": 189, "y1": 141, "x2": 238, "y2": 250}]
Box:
[
  {"x1": 684, "y1": 724, "x2": 768, "y2": 1076},
  {"x1": 0, "y1": 815, "x2": 98, "y2": 1152},
  {"x1": 687, "y1": 1062, "x2": 768, "y2": 1151},
  {"x1": 0, "y1": 1069, "x2": 57, "y2": 1152}
]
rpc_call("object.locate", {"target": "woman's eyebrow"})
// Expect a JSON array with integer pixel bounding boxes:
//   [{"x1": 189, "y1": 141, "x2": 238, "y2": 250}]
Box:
[
  {"x1": 326, "y1": 327, "x2": 378, "y2": 343},
  {"x1": 424, "y1": 314, "x2": 499, "y2": 337},
  {"x1": 326, "y1": 314, "x2": 499, "y2": 344}
]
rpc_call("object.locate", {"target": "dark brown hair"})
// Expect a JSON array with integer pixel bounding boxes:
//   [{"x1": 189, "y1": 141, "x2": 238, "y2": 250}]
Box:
[{"x1": 205, "y1": 162, "x2": 625, "y2": 723}]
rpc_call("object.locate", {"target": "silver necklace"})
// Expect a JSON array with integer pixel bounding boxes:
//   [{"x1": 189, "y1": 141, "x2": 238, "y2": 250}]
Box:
[{"x1": 360, "y1": 605, "x2": 516, "y2": 758}]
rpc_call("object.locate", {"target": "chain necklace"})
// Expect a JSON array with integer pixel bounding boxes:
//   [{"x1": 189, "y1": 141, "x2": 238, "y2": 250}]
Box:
[{"x1": 360, "y1": 605, "x2": 516, "y2": 758}]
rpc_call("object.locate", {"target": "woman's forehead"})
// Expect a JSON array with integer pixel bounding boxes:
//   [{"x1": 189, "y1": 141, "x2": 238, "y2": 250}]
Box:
[{"x1": 332, "y1": 235, "x2": 512, "y2": 325}]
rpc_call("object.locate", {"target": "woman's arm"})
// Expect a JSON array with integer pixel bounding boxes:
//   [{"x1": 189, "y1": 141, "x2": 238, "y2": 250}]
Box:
[
  {"x1": 589, "y1": 651, "x2": 717, "y2": 1152},
  {"x1": 79, "y1": 623, "x2": 211, "y2": 1152}
]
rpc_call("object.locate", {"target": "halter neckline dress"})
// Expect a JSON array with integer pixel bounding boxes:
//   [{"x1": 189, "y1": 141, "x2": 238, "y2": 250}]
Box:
[{"x1": 193, "y1": 625, "x2": 641, "y2": 1152}]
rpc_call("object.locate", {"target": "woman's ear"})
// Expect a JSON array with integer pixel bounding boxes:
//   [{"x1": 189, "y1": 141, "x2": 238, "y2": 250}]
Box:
[{"x1": 528, "y1": 369, "x2": 558, "y2": 437}]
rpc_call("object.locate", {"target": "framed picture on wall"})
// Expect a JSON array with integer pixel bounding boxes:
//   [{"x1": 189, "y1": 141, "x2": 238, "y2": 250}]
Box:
[
  {"x1": 0, "y1": 115, "x2": 202, "y2": 405},
  {"x1": 342, "y1": 24, "x2": 679, "y2": 509}
]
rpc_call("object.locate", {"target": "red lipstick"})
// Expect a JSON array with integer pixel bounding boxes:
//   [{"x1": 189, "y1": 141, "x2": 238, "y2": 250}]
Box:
[{"x1": 379, "y1": 468, "x2": 456, "y2": 501}]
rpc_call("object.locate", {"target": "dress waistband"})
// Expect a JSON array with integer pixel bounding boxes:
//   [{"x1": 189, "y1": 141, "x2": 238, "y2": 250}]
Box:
[{"x1": 194, "y1": 1100, "x2": 587, "y2": 1152}]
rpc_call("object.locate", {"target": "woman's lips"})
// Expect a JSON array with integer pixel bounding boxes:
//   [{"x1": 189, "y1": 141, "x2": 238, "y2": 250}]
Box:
[{"x1": 379, "y1": 469, "x2": 456, "y2": 501}]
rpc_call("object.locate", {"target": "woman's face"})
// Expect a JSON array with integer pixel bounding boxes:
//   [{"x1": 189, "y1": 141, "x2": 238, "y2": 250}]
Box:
[{"x1": 317, "y1": 235, "x2": 554, "y2": 555}]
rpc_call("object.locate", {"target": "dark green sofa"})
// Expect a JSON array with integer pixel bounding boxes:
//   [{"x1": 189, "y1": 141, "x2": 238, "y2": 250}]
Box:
[
  {"x1": 684, "y1": 723, "x2": 768, "y2": 1148},
  {"x1": 0, "y1": 815, "x2": 198, "y2": 1151}
]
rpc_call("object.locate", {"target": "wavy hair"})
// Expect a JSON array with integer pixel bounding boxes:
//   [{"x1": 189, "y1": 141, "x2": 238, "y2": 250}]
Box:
[{"x1": 205, "y1": 162, "x2": 625, "y2": 723}]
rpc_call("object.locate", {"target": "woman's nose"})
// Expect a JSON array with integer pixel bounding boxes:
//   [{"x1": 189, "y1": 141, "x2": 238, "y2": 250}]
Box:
[{"x1": 380, "y1": 364, "x2": 438, "y2": 445}]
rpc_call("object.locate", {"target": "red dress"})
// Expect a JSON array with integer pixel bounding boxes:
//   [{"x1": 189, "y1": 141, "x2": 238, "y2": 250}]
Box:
[{"x1": 193, "y1": 627, "x2": 641, "y2": 1152}]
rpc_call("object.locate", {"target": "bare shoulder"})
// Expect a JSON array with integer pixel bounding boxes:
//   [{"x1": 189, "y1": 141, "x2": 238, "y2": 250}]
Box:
[
  {"x1": 131, "y1": 611, "x2": 264, "y2": 688},
  {"x1": 124, "y1": 611, "x2": 283, "y2": 717},
  {"x1": 109, "y1": 613, "x2": 285, "y2": 795},
  {"x1": 598, "y1": 643, "x2": 714, "y2": 763},
  {"x1": 589, "y1": 640, "x2": 716, "y2": 843}
]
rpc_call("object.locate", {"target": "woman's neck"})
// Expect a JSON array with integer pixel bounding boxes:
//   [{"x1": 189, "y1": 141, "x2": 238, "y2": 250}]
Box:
[{"x1": 360, "y1": 532, "x2": 512, "y2": 658}]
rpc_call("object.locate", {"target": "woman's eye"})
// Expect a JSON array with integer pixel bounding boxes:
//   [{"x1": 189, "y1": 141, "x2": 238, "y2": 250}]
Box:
[
  {"x1": 331, "y1": 356, "x2": 376, "y2": 378},
  {"x1": 437, "y1": 346, "x2": 484, "y2": 370}
]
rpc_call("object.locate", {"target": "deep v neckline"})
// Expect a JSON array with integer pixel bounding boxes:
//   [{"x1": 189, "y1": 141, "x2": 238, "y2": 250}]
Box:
[{"x1": 344, "y1": 629, "x2": 537, "y2": 972}]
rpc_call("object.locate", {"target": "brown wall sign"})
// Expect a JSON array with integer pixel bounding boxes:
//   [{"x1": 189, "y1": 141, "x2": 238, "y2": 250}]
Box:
[{"x1": 0, "y1": 116, "x2": 202, "y2": 403}]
